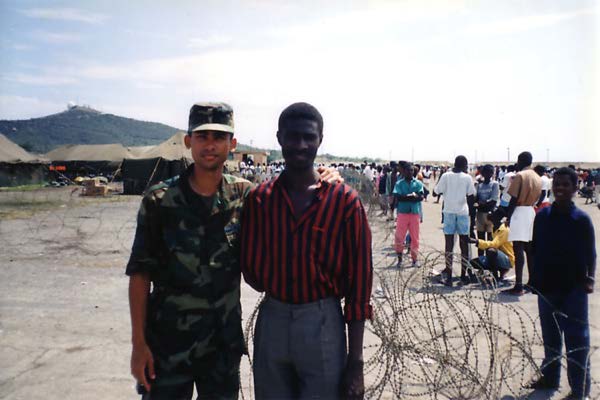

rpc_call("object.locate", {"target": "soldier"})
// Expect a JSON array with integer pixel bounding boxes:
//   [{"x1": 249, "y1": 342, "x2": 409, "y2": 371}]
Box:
[{"x1": 127, "y1": 103, "x2": 251, "y2": 399}]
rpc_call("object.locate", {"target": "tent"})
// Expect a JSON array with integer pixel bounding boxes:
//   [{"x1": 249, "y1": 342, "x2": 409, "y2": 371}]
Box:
[
  {"x1": 44, "y1": 143, "x2": 133, "y2": 178},
  {"x1": 121, "y1": 132, "x2": 192, "y2": 195},
  {"x1": 0, "y1": 134, "x2": 49, "y2": 186}
]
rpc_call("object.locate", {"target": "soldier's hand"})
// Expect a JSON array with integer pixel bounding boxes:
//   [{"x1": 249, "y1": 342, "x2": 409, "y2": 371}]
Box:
[
  {"x1": 317, "y1": 166, "x2": 344, "y2": 184},
  {"x1": 131, "y1": 342, "x2": 155, "y2": 392}
]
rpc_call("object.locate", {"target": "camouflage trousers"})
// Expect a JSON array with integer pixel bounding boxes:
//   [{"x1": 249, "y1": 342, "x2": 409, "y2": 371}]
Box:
[{"x1": 142, "y1": 350, "x2": 241, "y2": 400}]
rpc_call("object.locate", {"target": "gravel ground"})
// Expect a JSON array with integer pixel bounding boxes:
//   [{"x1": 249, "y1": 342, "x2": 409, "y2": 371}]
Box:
[{"x1": 0, "y1": 186, "x2": 599, "y2": 399}]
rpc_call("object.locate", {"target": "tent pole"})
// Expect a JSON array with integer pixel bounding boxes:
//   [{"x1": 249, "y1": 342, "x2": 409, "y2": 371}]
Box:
[
  {"x1": 111, "y1": 160, "x2": 124, "y2": 184},
  {"x1": 143, "y1": 158, "x2": 162, "y2": 194}
]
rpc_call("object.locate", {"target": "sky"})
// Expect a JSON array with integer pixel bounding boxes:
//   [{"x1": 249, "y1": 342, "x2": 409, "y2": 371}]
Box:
[{"x1": 0, "y1": 0, "x2": 598, "y2": 162}]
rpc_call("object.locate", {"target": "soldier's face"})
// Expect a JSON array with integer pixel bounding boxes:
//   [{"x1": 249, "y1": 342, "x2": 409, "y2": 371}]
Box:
[
  {"x1": 277, "y1": 119, "x2": 322, "y2": 171},
  {"x1": 185, "y1": 130, "x2": 236, "y2": 171}
]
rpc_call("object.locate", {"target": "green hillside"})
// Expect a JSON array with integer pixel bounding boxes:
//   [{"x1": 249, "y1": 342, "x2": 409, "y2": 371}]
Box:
[
  {"x1": 0, "y1": 106, "x2": 180, "y2": 153},
  {"x1": 0, "y1": 106, "x2": 383, "y2": 163}
]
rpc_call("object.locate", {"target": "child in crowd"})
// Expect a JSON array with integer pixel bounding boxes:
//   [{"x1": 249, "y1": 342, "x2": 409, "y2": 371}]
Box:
[
  {"x1": 469, "y1": 209, "x2": 514, "y2": 285},
  {"x1": 393, "y1": 161, "x2": 424, "y2": 268}
]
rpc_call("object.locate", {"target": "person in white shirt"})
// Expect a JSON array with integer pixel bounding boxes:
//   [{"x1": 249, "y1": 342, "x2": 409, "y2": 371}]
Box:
[
  {"x1": 434, "y1": 155, "x2": 476, "y2": 286},
  {"x1": 499, "y1": 164, "x2": 516, "y2": 208},
  {"x1": 363, "y1": 162, "x2": 374, "y2": 182},
  {"x1": 534, "y1": 165, "x2": 552, "y2": 212},
  {"x1": 498, "y1": 166, "x2": 506, "y2": 183}
]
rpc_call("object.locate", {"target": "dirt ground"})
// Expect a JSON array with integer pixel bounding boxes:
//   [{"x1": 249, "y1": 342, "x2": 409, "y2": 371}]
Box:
[{"x1": 0, "y1": 186, "x2": 599, "y2": 399}]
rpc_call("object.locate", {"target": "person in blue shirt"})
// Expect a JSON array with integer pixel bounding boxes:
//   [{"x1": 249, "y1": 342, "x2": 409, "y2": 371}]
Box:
[
  {"x1": 475, "y1": 164, "x2": 499, "y2": 256},
  {"x1": 393, "y1": 161, "x2": 424, "y2": 268},
  {"x1": 527, "y1": 167, "x2": 596, "y2": 399}
]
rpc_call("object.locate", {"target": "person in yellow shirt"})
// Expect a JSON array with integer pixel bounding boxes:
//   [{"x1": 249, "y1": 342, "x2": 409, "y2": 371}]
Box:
[{"x1": 469, "y1": 209, "x2": 514, "y2": 284}]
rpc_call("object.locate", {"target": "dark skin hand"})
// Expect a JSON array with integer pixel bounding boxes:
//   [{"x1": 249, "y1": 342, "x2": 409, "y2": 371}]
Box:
[
  {"x1": 340, "y1": 321, "x2": 365, "y2": 399},
  {"x1": 584, "y1": 278, "x2": 595, "y2": 294},
  {"x1": 467, "y1": 194, "x2": 477, "y2": 238},
  {"x1": 505, "y1": 196, "x2": 518, "y2": 227},
  {"x1": 341, "y1": 359, "x2": 364, "y2": 399},
  {"x1": 396, "y1": 192, "x2": 423, "y2": 202}
]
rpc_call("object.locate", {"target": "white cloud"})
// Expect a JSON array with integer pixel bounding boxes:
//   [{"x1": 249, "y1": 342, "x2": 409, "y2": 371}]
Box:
[
  {"x1": 4, "y1": 73, "x2": 77, "y2": 86},
  {"x1": 20, "y1": 7, "x2": 108, "y2": 24},
  {"x1": 462, "y1": 8, "x2": 595, "y2": 37},
  {"x1": 267, "y1": 0, "x2": 468, "y2": 42},
  {"x1": 0, "y1": 95, "x2": 65, "y2": 120},
  {"x1": 62, "y1": 31, "x2": 593, "y2": 158},
  {"x1": 187, "y1": 34, "x2": 232, "y2": 49},
  {"x1": 134, "y1": 81, "x2": 167, "y2": 90},
  {"x1": 4, "y1": 2, "x2": 596, "y2": 161},
  {"x1": 33, "y1": 30, "x2": 83, "y2": 44},
  {"x1": 12, "y1": 44, "x2": 34, "y2": 51}
]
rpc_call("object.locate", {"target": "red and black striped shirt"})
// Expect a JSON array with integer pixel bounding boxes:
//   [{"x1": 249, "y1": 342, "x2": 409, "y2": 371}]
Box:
[{"x1": 240, "y1": 174, "x2": 373, "y2": 321}]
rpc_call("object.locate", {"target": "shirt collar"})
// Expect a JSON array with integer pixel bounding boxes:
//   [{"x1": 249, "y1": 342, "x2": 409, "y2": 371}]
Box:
[
  {"x1": 550, "y1": 201, "x2": 576, "y2": 215},
  {"x1": 273, "y1": 170, "x2": 326, "y2": 200},
  {"x1": 178, "y1": 163, "x2": 233, "y2": 213}
]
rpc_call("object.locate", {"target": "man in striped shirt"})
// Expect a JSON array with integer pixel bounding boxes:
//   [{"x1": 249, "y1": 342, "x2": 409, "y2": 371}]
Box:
[{"x1": 241, "y1": 102, "x2": 373, "y2": 399}]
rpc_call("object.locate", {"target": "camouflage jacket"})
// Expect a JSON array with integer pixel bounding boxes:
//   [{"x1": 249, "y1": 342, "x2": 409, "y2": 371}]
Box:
[{"x1": 126, "y1": 165, "x2": 252, "y2": 372}]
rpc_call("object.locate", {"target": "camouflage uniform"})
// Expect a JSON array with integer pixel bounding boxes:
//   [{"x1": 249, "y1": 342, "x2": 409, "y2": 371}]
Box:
[{"x1": 126, "y1": 165, "x2": 252, "y2": 399}]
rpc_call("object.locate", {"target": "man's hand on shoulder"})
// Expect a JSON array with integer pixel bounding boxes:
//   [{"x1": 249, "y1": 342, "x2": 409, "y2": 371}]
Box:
[
  {"x1": 131, "y1": 341, "x2": 155, "y2": 393},
  {"x1": 340, "y1": 358, "x2": 364, "y2": 399},
  {"x1": 317, "y1": 166, "x2": 344, "y2": 184}
]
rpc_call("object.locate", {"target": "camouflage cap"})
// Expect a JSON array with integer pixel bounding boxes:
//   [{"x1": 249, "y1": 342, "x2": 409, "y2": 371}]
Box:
[{"x1": 188, "y1": 102, "x2": 234, "y2": 135}]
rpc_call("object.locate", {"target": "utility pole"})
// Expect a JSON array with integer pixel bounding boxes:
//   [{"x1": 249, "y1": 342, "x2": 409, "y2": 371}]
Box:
[
  {"x1": 546, "y1": 148, "x2": 550, "y2": 163},
  {"x1": 507, "y1": 147, "x2": 510, "y2": 162}
]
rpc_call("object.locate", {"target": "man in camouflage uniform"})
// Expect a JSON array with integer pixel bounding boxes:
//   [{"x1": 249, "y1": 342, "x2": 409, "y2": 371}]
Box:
[{"x1": 127, "y1": 103, "x2": 252, "y2": 399}]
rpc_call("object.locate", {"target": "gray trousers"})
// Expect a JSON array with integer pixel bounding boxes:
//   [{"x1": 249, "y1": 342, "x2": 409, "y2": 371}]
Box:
[{"x1": 253, "y1": 296, "x2": 347, "y2": 399}]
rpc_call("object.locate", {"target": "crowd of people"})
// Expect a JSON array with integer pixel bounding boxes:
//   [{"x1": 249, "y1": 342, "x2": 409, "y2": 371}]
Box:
[
  {"x1": 236, "y1": 160, "x2": 283, "y2": 183},
  {"x1": 320, "y1": 153, "x2": 597, "y2": 399},
  {"x1": 127, "y1": 101, "x2": 597, "y2": 400}
]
